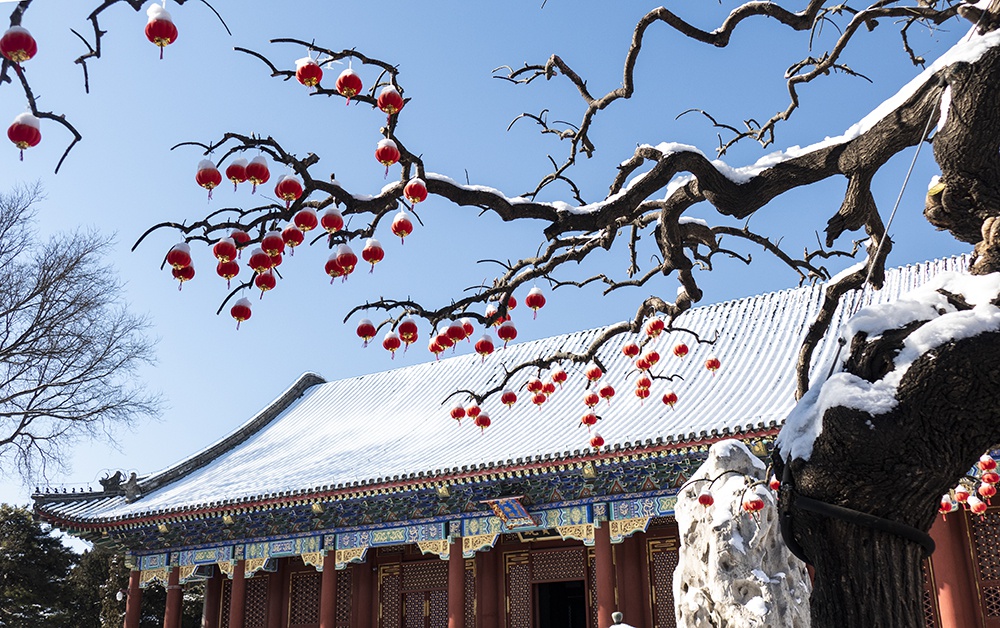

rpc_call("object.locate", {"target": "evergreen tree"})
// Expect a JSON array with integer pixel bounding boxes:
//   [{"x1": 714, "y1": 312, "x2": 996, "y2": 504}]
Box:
[{"x1": 0, "y1": 504, "x2": 73, "y2": 628}]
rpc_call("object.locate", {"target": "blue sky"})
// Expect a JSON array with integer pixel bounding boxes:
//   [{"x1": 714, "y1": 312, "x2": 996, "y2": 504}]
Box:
[{"x1": 0, "y1": 1, "x2": 970, "y2": 514}]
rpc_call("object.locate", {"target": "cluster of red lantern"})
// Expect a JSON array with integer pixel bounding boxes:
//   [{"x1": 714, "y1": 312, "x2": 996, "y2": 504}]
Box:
[
  {"x1": 942, "y1": 454, "x2": 999, "y2": 519},
  {"x1": 165, "y1": 242, "x2": 194, "y2": 289},
  {"x1": 450, "y1": 404, "x2": 490, "y2": 433},
  {"x1": 145, "y1": 4, "x2": 178, "y2": 59},
  {"x1": 7, "y1": 112, "x2": 40, "y2": 160}
]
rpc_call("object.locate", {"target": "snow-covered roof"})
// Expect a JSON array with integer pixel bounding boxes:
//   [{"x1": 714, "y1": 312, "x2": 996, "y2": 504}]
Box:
[{"x1": 35, "y1": 256, "x2": 968, "y2": 524}]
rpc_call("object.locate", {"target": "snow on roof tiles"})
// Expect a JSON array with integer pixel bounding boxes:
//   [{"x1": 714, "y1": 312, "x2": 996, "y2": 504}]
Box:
[{"x1": 39, "y1": 256, "x2": 968, "y2": 522}]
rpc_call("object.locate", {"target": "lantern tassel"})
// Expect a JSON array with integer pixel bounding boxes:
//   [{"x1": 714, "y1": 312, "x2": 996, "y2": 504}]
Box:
[
  {"x1": 159, "y1": 46, "x2": 164, "y2": 61},
  {"x1": 208, "y1": 189, "x2": 214, "y2": 201},
  {"x1": 19, "y1": 149, "x2": 24, "y2": 162}
]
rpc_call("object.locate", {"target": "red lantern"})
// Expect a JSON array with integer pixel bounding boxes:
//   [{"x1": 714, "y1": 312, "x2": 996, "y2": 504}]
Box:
[
  {"x1": 446, "y1": 320, "x2": 466, "y2": 344},
  {"x1": 662, "y1": 390, "x2": 678, "y2": 408},
  {"x1": 622, "y1": 342, "x2": 640, "y2": 358},
  {"x1": 497, "y1": 321, "x2": 517, "y2": 348},
  {"x1": 635, "y1": 357, "x2": 651, "y2": 372},
  {"x1": 171, "y1": 264, "x2": 194, "y2": 289},
  {"x1": 501, "y1": 389, "x2": 517, "y2": 408},
  {"x1": 970, "y1": 495, "x2": 988, "y2": 516},
  {"x1": 225, "y1": 158, "x2": 248, "y2": 191},
  {"x1": 645, "y1": 317, "x2": 665, "y2": 338},
  {"x1": 357, "y1": 318, "x2": 376, "y2": 347},
  {"x1": 769, "y1": 475, "x2": 781, "y2": 491},
  {"x1": 261, "y1": 230, "x2": 285, "y2": 257},
  {"x1": 377, "y1": 85, "x2": 404, "y2": 117},
  {"x1": 7, "y1": 112, "x2": 40, "y2": 160},
  {"x1": 321, "y1": 208, "x2": 344, "y2": 235},
  {"x1": 450, "y1": 405, "x2": 466, "y2": 424},
  {"x1": 598, "y1": 383, "x2": 615, "y2": 404},
  {"x1": 984, "y1": 471, "x2": 1000, "y2": 485},
  {"x1": 583, "y1": 391, "x2": 600, "y2": 409},
  {"x1": 248, "y1": 248, "x2": 273, "y2": 274},
  {"x1": 474, "y1": 412, "x2": 491, "y2": 433},
  {"x1": 282, "y1": 225, "x2": 304, "y2": 252},
  {"x1": 980, "y1": 455, "x2": 998, "y2": 471},
  {"x1": 580, "y1": 412, "x2": 598, "y2": 429},
  {"x1": 295, "y1": 57, "x2": 323, "y2": 87},
  {"x1": 399, "y1": 317, "x2": 419, "y2": 347},
  {"x1": 392, "y1": 210, "x2": 413, "y2": 244},
  {"x1": 551, "y1": 367, "x2": 568, "y2": 387},
  {"x1": 362, "y1": 238, "x2": 384, "y2": 272},
  {"x1": 436, "y1": 332, "x2": 454, "y2": 351},
  {"x1": 230, "y1": 297, "x2": 252, "y2": 329},
  {"x1": 375, "y1": 139, "x2": 400, "y2": 176},
  {"x1": 532, "y1": 392, "x2": 547, "y2": 408},
  {"x1": 216, "y1": 260, "x2": 239, "y2": 287},
  {"x1": 697, "y1": 490, "x2": 714, "y2": 506},
  {"x1": 634, "y1": 387, "x2": 650, "y2": 402},
  {"x1": 195, "y1": 159, "x2": 222, "y2": 200},
  {"x1": 274, "y1": 175, "x2": 303, "y2": 208},
  {"x1": 644, "y1": 351, "x2": 660, "y2": 366},
  {"x1": 336, "y1": 244, "x2": 357, "y2": 276},
  {"x1": 589, "y1": 433, "x2": 604, "y2": 449},
  {"x1": 636, "y1": 375, "x2": 652, "y2": 389},
  {"x1": 230, "y1": 229, "x2": 251, "y2": 251},
  {"x1": 254, "y1": 270, "x2": 276, "y2": 296},
  {"x1": 980, "y1": 483, "x2": 997, "y2": 503},
  {"x1": 145, "y1": 4, "x2": 178, "y2": 59},
  {"x1": 382, "y1": 331, "x2": 401, "y2": 358},
  {"x1": 955, "y1": 484, "x2": 970, "y2": 504},
  {"x1": 507, "y1": 296, "x2": 517, "y2": 311},
  {"x1": 324, "y1": 255, "x2": 344, "y2": 283},
  {"x1": 428, "y1": 337, "x2": 445, "y2": 359},
  {"x1": 461, "y1": 318, "x2": 474, "y2": 340},
  {"x1": 165, "y1": 242, "x2": 191, "y2": 269},
  {"x1": 705, "y1": 356, "x2": 721, "y2": 374},
  {"x1": 0, "y1": 26, "x2": 36, "y2": 64},
  {"x1": 404, "y1": 177, "x2": 427, "y2": 204},
  {"x1": 336, "y1": 68, "x2": 363, "y2": 103},
  {"x1": 294, "y1": 208, "x2": 318, "y2": 232},
  {"x1": 245, "y1": 156, "x2": 270, "y2": 193},
  {"x1": 485, "y1": 303, "x2": 509, "y2": 326},
  {"x1": 584, "y1": 364, "x2": 603, "y2": 382},
  {"x1": 526, "y1": 378, "x2": 544, "y2": 394},
  {"x1": 939, "y1": 496, "x2": 955, "y2": 519},
  {"x1": 525, "y1": 287, "x2": 546, "y2": 319},
  {"x1": 475, "y1": 335, "x2": 494, "y2": 361},
  {"x1": 742, "y1": 495, "x2": 765, "y2": 513},
  {"x1": 673, "y1": 343, "x2": 689, "y2": 358},
  {"x1": 466, "y1": 405, "x2": 481, "y2": 419},
  {"x1": 213, "y1": 237, "x2": 237, "y2": 262},
  {"x1": 270, "y1": 252, "x2": 284, "y2": 269}
]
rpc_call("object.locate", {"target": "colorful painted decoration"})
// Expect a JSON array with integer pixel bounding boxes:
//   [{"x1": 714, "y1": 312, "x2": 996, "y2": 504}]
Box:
[
  {"x1": 377, "y1": 85, "x2": 404, "y2": 117},
  {"x1": 230, "y1": 297, "x2": 252, "y2": 329},
  {"x1": 7, "y1": 112, "x2": 40, "y2": 160},
  {"x1": 404, "y1": 178, "x2": 427, "y2": 204},
  {"x1": 295, "y1": 57, "x2": 323, "y2": 87},
  {"x1": 145, "y1": 4, "x2": 178, "y2": 59},
  {"x1": 356, "y1": 318, "x2": 376, "y2": 347},
  {"x1": 195, "y1": 160, "x2": 222, "y2": 199},
  {"x1": 375, "y1": 138, "x2": 400, "y2": 175},
  {"x1": 362, "y1": 238, "x2": 384, "y2": 271},
  {"x1": 525, "y1": 287, "x2": 546, "y2": 319},
  {"x1": 336, "y1": 68, "x2": 363, "y2": 103},
  {"x1": 165, "y1": 242, "x2": 191, "y2": 269},
  {"x1": 246, "y1": 156, "x2": 270, "y2": 193},
  {"x1": 0, "y1": 26, "x2": 37, "y2": 64},
  {"x1": 274, "y1": 175, "x2": 304, "y2": 208},
  {"x1": 225, "y1": 158, "x2": 248, "y2": 191}
]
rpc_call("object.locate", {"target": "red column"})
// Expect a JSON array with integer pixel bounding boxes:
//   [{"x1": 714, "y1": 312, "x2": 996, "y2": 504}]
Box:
[
  {"x1": 163, "y1": 568, "x2": 182, "y2": 628},
  {"x1": 594, "y1": 524, "x2": 616, "y2": 628},
  {"x1": 929, "y1": 513, "x2": 983, "y2": 628},
  {"x1": 353, "y1": 560, "x2": 374, "y2": 628},
  {"x1": 617, "y1": 535, "x2": 645, "y2": 628},
  {"x1": 448, "y1": 540, "x2": 466, "y2": 628},
  {"x1": 202, "y1": 569, "x2": 222, "y2": 628},
  {"x1": 475, "y1": 550, "x2": 499, "y2": 628},
  {"x1": 319, "y1": 554, "x2": 338, "y2": 628},
  {"x1": 267, "y1": 560, "x2": 284, "y2": 628},
  {"x1": 124, "y1": 569, "x2": 143, "y2": 628},
  {"x1": 229, "y1": 560, "x2": 247, "y2": 628}
]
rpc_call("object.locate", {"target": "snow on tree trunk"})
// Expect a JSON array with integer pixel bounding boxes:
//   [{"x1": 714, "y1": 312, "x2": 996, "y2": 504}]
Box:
[{"x1": 673, "y1": 440, "x2": 811, "y2": 628}]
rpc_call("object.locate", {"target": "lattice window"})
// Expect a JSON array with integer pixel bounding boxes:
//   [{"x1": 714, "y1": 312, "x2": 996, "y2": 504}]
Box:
[
  {"x1": 971, "y1": 509, "x2": 1000, "y2": 580},
  {"x1": 245, "y1": 575, "x2": 270, "y2": 628},
  {"x1": 648, "y1": 539, "x2": 678, "y2": 628},
  {"x1": 464, "y1": 561, "x2": 476, "y2": 628},
  {"x1": 380, "y1": 566, "x2": 402, "y2": 628},
  {"x1": 290, "y1": 571, "x2": 322, "y2": 626},
  {"x1": 984, "y1": 586, "x2": 1000, "y2": 618},
  {"x1": 336, "y1": 567, "x2": 353, "y2": 625},
  {"x1": 403, "y1": 560, "x2": 448, "y2": 591},
  {"x1": 921, "y1": 560, "x2": 939, "y2": 628},
  {"x1": 404, "y1": 592, "x2": 425, "y2": 628},
  {"x1": 220, "y1": 578, "x2": 232, "y2": 627},
  {"x1": 506, "y1": 555, "x2": 531, "y2": 628},
  {"x1": 532, "y1": 548, "x2": 586, "y2": 582},
  {"x1": 588, "y1": 551, "x2": 598, "y2": 628},
  {"x1": 430, "y1": 589, "x2": 448, "y2": 628}
]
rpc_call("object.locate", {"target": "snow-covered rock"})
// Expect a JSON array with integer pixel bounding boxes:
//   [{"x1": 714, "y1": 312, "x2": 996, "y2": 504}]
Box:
[{"x1": 674, "y1": 440, "x2": 810, "y2": 627}]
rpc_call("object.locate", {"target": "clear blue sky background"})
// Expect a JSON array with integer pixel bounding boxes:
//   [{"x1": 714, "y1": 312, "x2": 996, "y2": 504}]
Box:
[{"x1": 0, "y1": 0, "x2": 969, "y2": 519}]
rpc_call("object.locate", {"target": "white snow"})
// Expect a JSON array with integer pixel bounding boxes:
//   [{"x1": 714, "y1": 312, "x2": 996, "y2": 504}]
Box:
[
  {"x1": 678, "y1": 216, "x2": 709, "y2": 227},
  {"x1": 13, "y1": 112, "x2": 40, "y2": 129},
  {"x1": 745, "y1": 597, "x2": 769, "y2": 618},
  {"x1": 939, "y1": 85, "x2": 952, "y2": 130},
  {"x1": 295, "y1": 56, "x2": 318, "y2": 69},
  {"x1": 146, "y1": 4, "x2": 172, "y2": 22},
  {"x1": 197, "y1": 159, "x2": 216, "y2": 171}
]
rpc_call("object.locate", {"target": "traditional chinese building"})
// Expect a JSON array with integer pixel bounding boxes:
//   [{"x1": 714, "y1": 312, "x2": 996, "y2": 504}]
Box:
[{"x1": 33, "y1": 256, "x2": 990, "y2": 628}]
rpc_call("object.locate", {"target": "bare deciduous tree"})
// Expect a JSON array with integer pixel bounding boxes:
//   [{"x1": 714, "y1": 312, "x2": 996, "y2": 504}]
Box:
[{"x1": 0, "y1": 185, "x2": 158, "y2": 481}]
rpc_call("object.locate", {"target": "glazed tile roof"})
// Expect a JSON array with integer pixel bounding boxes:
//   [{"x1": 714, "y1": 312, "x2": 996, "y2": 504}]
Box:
[{"x1": 35, "y1": 256, "x2": 968, "y2": 524}]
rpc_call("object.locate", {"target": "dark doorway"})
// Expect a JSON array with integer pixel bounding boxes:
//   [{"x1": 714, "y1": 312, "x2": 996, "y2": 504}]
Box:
[{"x1": 534, "y1": 580, "x2": 587, "y2": 628}]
